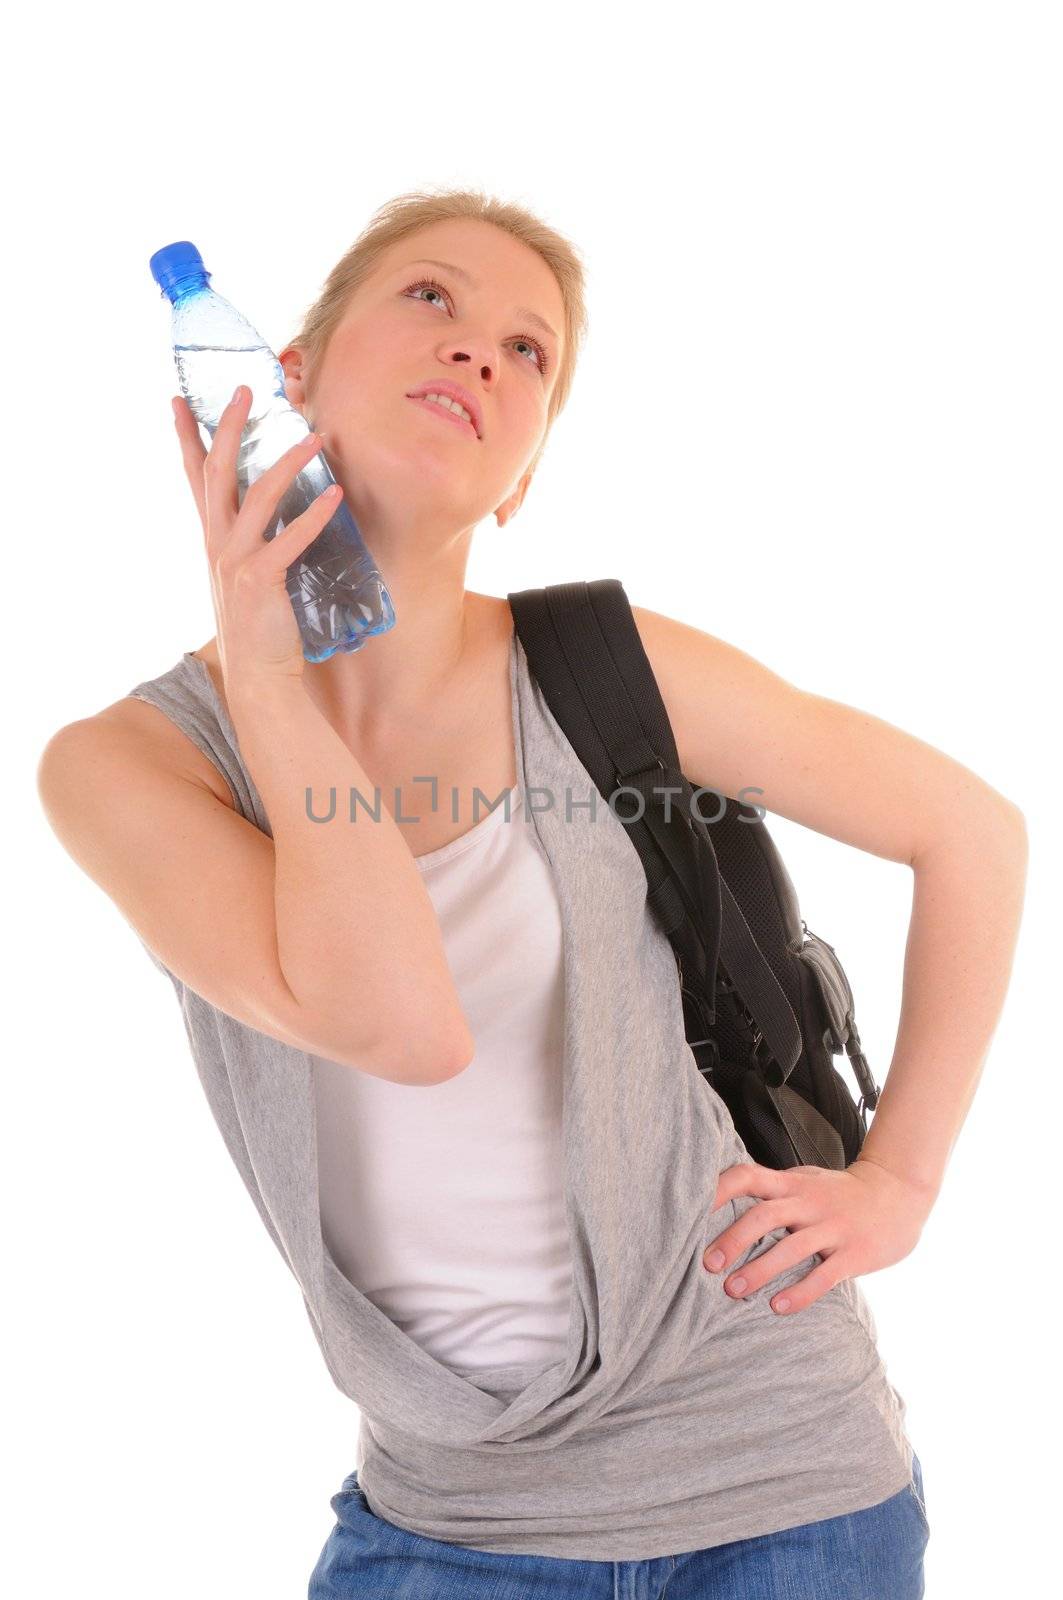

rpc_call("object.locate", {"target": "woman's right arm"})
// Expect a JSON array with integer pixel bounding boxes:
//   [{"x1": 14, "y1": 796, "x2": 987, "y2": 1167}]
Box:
[
  {"x1": 36, "y1": 384, "x2": 474, "y2": 1088},
  {"x1": 36, "y1": 696, "x2": 475, "y2": 1087}
]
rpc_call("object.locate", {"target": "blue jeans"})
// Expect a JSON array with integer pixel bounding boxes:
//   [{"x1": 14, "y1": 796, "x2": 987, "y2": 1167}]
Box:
[{"x1": 308, "y1": 1451, "x2": 929, "y2": 1598}]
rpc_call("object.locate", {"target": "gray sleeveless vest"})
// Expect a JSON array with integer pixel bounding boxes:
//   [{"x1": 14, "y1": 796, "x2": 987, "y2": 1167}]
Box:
[{"x1": 126, "y1": 629, "x2": 916, "y2": 1560}]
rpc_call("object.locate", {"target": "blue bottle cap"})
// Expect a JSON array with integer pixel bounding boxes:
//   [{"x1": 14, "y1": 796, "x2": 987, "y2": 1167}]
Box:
[{"x1": 150, "y1": 241, "x2": 212, "y2": 300}]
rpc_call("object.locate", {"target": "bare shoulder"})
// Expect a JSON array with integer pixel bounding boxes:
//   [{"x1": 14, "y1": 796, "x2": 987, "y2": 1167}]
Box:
[
  {"x1": 628, "y1": 602, "x2": 744, "y2": 682},
  {"x1": 627, "y1": 602, "x2": 794, "y2": 786},
  {"x1": 628, "y1": 601, "x2": 768, "y2": 675},
  {"x1": 40, "y1": 667, "x2": 236, "y2": 814}
]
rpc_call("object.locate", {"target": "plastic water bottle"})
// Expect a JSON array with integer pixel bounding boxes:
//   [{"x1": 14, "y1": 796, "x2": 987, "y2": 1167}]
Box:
[{"x1": 149, "y1": 240, "x2": 396, "y2": 664}]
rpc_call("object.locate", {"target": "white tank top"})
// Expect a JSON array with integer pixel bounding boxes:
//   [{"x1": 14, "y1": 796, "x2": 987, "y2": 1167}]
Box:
[{"x1": 312, "y1": 785, "x2": 573, "y2": 1375}]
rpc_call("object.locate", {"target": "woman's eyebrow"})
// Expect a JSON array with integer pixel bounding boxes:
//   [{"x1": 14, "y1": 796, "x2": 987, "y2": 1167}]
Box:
[{"x1": 401, "y1": 257, "x2": 559, "y2": 346}]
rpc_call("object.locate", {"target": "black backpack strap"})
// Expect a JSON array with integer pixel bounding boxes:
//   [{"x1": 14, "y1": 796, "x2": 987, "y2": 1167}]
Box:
[
  {"x1": 509, "y1": 578, "x2": 803, "y2": 1078},
  {"x1": 510, "y1": 579, "x2": 719, "y2": 1016}
]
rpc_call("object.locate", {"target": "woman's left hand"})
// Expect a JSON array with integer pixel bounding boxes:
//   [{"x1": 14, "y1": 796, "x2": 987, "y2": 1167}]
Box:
[{"x1": 703, "y1": 1156, "x2": 937, "y2": 1316}]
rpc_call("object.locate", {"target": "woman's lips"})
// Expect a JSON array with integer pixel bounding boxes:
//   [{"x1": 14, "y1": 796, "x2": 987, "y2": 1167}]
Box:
[{"x1": 407, "y1": 395, "x2": 478, "y2": 439}]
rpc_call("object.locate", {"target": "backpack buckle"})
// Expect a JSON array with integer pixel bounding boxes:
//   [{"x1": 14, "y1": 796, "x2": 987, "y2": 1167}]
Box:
[
  {"x1": 844, "y1": 1023, "x2": 881, "y2": 1110},
  {"x1": 689, "y1": 1036, "x2": 720, "y2": 1079},
  {"x1": 614, "y1": 754, "x2": 666, "y2": 788}
]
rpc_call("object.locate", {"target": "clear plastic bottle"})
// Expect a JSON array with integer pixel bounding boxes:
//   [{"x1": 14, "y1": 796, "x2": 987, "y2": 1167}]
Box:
[{"x1": 149, "y1": 240, "x2": 396, "y2": 663}]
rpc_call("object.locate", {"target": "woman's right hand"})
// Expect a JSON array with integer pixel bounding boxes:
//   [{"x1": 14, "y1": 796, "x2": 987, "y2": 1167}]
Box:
[{"x1": 171, "y1": 384, "x2": 343, "y2": 692}]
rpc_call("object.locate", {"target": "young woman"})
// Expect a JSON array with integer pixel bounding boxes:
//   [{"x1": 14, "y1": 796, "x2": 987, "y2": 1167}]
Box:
[{"x1": 38, "y1": 190, "x2": 1027, "y2": 1599}]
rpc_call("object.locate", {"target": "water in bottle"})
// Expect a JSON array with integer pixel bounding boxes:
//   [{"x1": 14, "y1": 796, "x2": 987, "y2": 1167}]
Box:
[{"x1": 149, "y1": 240, "x2": 396, "y2": 663}]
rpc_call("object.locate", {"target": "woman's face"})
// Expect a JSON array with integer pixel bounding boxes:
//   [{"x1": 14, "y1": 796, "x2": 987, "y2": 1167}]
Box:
[{"x1": 282, "y1": 218, "x2": 566, "y2": 535}]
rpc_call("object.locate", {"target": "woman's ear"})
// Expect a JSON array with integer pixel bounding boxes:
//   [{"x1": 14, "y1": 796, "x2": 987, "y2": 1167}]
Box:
[
  {"x1": 278, "y1": 345, "x2": 308, "y2": 415},
  {"x1": 495, "y1": 470, "x2": 534, "y2": 528}
]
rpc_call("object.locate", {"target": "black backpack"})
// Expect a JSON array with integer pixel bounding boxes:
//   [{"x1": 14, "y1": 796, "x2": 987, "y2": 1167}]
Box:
[{"x1": 508, "y1": 577, "x2": 882, "y2": 1172}]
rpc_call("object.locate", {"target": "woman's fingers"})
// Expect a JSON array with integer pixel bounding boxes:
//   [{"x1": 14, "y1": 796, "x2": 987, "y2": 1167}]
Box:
[
  {"x1": 171, "y1": 395, "x2": 209, "y2": 535},
  {"x1": 221, "y1": 429, "x2": 325, "y2": 567},
  {"x1": 201, "y1": 385, "x2": 253, "y2": 562},
  {"x1": 254, "y1": 479, "x2": 343, "y2": 583}
]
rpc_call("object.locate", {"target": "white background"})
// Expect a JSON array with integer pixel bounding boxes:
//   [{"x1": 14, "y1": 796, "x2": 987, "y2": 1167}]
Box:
[{"x1": 8, "y1": 2, "x2": 1059, "y2": 1595}]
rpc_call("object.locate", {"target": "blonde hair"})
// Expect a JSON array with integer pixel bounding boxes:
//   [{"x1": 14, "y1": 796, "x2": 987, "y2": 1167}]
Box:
[{"x1": 287, "y1": 186, "x2": 589, "y2": 478}]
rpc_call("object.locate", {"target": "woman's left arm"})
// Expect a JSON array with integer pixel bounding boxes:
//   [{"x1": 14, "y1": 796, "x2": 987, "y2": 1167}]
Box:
[{"x1": 630, "y1": 605, "x2": 1030, "y2": 1313}]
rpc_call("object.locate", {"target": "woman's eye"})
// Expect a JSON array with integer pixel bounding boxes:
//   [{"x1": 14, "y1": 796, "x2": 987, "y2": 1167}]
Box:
[
  {"x1": 513, "y1": 337, "x2": 546, "y2": 371},
  {"x1": 403, "y1": 279, "x2": 548, "y2": 374},
  {"x1": 408, "y1": 281, "x2": 448, "y2": 309}
]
